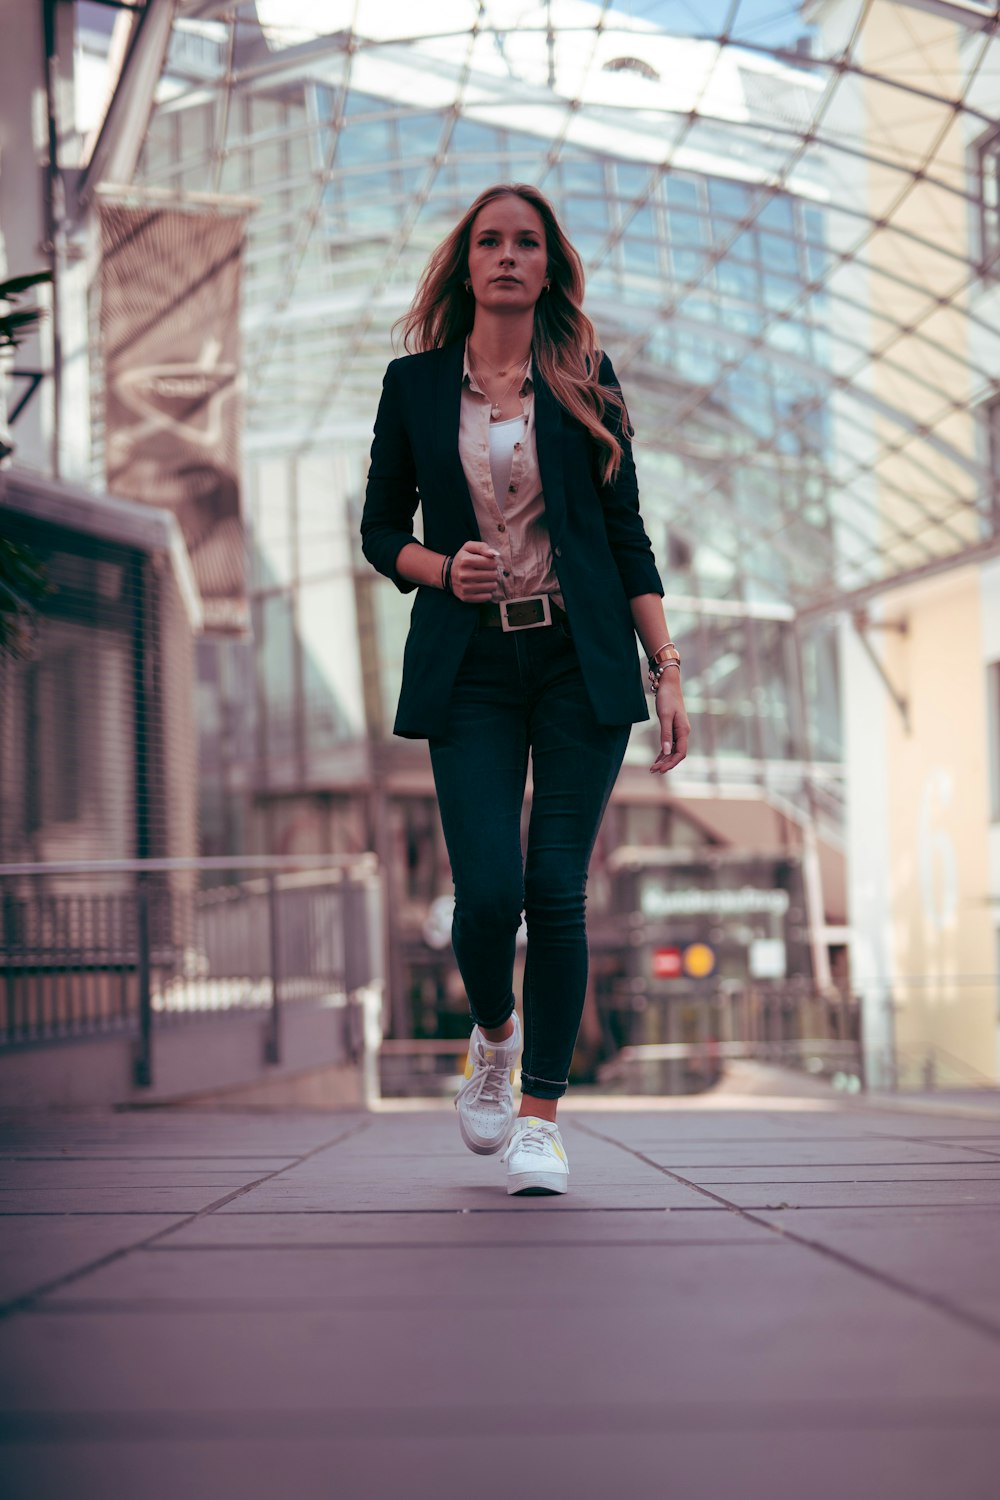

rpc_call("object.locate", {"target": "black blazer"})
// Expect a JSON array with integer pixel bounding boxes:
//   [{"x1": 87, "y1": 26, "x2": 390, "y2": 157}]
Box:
[{"x1": 360, "y1": 341, "x2": 664, "y2": 739}]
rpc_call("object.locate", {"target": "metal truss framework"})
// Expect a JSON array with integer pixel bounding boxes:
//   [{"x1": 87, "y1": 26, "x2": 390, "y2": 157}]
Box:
[{"x1": 112, "y1": 0, "x2": 1000, "y2": 615}]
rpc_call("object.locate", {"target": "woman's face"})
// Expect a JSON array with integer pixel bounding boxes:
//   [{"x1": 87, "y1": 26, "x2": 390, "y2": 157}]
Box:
[{"x1": 466, "y1": 195, "x2": 549, "y2": 314}]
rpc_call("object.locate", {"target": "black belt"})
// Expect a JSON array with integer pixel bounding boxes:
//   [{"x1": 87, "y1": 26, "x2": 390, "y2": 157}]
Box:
[{"x1": 479, "y1": 595, "x2": 568, "y2": 632}]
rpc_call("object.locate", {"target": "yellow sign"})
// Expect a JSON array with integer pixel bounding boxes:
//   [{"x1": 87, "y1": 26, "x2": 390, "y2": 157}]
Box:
[{"x1": 683, "y1": 942, "x2": 716, "y2": 979}]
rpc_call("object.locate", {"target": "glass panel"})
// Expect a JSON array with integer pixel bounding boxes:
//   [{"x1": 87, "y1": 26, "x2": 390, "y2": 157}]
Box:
[
  {"x1": 259, "y1": 593, "x2": 296, "y2": 763},
  {"x1": 708, "y1": 179, "x2": 751, "y2": 222}
]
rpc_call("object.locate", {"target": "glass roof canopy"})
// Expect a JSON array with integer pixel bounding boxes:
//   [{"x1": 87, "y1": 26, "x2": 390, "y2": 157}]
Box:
[{"x1": 133, "y1": 0, "x2": 1000, "y2": 615}]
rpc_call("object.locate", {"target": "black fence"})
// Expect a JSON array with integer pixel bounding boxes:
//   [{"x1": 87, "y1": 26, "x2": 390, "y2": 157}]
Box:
[{"x1": 0, "y1": 856, "x2": 382, "y2": 1086}]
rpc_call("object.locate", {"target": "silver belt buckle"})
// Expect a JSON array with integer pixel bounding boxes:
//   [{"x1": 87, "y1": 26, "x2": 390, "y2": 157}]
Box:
[{"x1": 500, "y1": 595, "x2": 552, "y2": 632}]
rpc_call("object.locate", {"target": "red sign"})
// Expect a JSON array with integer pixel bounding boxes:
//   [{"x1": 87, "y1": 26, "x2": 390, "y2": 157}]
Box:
[{"x1": 652, "y1": 946, "x2": 683, "y2": 979}]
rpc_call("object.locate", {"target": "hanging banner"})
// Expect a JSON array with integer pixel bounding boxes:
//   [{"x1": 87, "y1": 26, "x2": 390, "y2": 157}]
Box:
[{"x1": 99, "y1": 199, "x2": 249, "y2": 632}]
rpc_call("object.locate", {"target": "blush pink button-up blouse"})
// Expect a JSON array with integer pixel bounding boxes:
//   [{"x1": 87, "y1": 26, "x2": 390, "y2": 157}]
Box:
[{"x1": 457, "y1": 338, "x2": 565, "y2": 610}]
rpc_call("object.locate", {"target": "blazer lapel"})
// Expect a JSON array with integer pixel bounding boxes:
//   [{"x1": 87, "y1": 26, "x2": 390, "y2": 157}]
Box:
[
  {"x1": 435, "y1": 342, "x2": 481, "y2": 541},
  {"x1": 533, "y1": 367, "x2": 567, "y2": 550}
]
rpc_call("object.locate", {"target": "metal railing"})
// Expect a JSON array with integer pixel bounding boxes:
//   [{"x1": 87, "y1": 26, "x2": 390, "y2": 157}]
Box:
[
  {"x1": 371, "y1": 984, "x2": 864, "y2": 1098},
  {"x1": 593, "y1": 980, "x2": 864, "y2": 1096},
  {"x1": 0, "y1": 856, "x2": 383, "y2": 1087}
]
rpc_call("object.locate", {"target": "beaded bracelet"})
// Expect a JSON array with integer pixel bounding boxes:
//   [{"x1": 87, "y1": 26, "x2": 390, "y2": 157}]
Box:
[
  {"x1": 648, "y1": 660, "x2": 681, "y2": 693},
  {"x1": 442, "y1": 555, "x2": 455, "y2": 594}
]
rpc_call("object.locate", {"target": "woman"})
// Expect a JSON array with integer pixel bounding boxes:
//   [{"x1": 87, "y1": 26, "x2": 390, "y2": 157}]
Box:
[{"x1": 361, "y1": 183, "x2": 689, "y2": 1195}]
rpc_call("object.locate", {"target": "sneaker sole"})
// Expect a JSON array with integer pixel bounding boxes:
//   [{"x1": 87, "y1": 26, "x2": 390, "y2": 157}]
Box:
[
  {"x1": 507, "y1": 1170, "x2": 568, "y2": 1195},
  {"x1": 457, "y1": 1113, "x2": 514, "y2": 1157}
]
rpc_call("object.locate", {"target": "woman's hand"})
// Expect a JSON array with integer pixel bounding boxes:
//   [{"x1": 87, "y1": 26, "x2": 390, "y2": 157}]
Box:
[
  {"x1": 449, "y1": 541, "x2": 502, "y2": 603},
  {"x1": 650, "y1": 673, "x2": 690, "y2": 774}
]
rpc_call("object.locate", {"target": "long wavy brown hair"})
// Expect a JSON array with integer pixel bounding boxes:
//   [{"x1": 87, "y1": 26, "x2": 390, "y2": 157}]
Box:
[{"x1": 395, "y1": 183, "x2": 630, "y2": 484}]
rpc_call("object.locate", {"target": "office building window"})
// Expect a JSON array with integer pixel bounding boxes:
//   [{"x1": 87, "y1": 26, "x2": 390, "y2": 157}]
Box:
[
  {"x1": 978, "y1": 126, "x2": 1000, "y2": 273},
  {"x1": 986, "y1": 393, "x2": 1000, "y2": 534},
  {"x1": 989, "y1": 661, "x2": 1000, "y2": 823}
]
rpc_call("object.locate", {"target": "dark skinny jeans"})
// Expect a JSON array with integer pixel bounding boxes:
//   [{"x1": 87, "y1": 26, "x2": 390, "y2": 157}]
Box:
[{"x1": 428, "y1": 612, "x2": 630, "y2": 1099}]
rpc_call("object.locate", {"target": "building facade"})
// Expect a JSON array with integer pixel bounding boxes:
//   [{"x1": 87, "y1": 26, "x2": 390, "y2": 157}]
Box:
[
  {"x1": 6, "y1": 1, "x2": 996, "y2": 1089},
  {"x1": 119, "y1": 1, "x2": 853, "y2": 1079}
]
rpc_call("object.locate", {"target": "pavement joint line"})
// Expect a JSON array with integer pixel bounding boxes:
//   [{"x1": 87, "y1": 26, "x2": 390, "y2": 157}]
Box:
[
  {"x1": 6, "y1": 1201, "x2": 1000, "y2": 1217},
  {"x1": 0, "y1": 1156, "x2": 304, "y2": 1162},
  {"x1": 665, "y1": 1176, "x2": 1000, "y2": 1184},
  {"x1": 142, "y1": 1238, "x2": 776, "y2": 1251},
  {"x1": 0, "y1": 1118, "x2": 372, "y2": 1324},
  {"x1": 191, "y1": 1201, "x2": 1000, "y2": 1214},
  {"x1": 568, "y1": 1117, "x2": 1000, "y2": 1346},
  {"x1": 3, "y1": 1397, "x2": 1000, "y2": 1442},
  {"x1": 628, "y1": 1159, "x2": 1000, "y2": 1167},
  {"x1": 866, "y1": 1132, "x2": 1000, "y2": 1156},
  {"x1": 905, "y1": 1142, "x2": 1000, "y2": 1161},
  {"x1": 0, "y1": 1211, "x2": 205, "y2": 1217},
  {"x1": 211, "y1": 1203, "x2": 695, "y2": 1213}
]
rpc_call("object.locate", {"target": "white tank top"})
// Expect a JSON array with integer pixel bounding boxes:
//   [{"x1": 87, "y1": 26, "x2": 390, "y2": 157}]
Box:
[{"x1": 488, "y1": 415, "x2": 522, "y2": 511}]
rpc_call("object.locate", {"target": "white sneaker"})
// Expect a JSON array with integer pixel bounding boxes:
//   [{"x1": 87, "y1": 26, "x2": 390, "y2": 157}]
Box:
[
  {"x1": 454, "y1": 1011, "x2": 521, "y2": 1156},
  {"x1": 502, "y1": 1116, "x2": 569, "y2": 1195}
]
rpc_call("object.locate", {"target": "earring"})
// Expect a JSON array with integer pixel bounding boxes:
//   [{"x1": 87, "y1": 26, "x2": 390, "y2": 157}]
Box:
[
  {"x1": 543, "y1": 281, "x2": 551, "y2": 293},
  {"x1": 464, "y1": 279, "x2": 472, "y2": 292}
]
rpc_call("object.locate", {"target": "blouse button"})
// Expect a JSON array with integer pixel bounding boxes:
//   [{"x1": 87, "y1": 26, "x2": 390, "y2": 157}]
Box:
[
  {"x1": 554, "y1": 545, "x2": 562, "y2": 557},
  {"x1": 497, "y1": 522, "x2": 506, "y2": 532},
  {"x1": 508, "y1": 484, "x2": 517, "y2": 494}
]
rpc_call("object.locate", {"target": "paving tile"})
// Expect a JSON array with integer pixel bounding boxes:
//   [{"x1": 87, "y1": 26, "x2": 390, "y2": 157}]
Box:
[
  {"x1": 218, "y1": 1136, "x2": 706, "y2": 1211},
  {"x1": 0, "y1": 1183, "x2": 268, "y2": 1214},
  {"x1": 603, "y1": 1141, "x2": 995, "y2": 1167},
  {"x1": 0, "y1": 1161, "x2": 297, "y2": 1185},
  {"x1": 0, "y1": 1113, "x2": 364, "y2": 1159},
  {"x1": 748, "y1": 1204, "x2": 1000, "y2": 1324},
  {"x1": 689, "y1": 1180, "x2": 1000, "y2": 1210},
  {"x1": 158, "y1": 1208, "x2": 758, "y2": 1248},
  {"x1": 0, "y1": 1216, "x2": 186, "y2": 1305},
  {"x1": 40, "y1": 1240, "x2": 787, "y2": 1307},
  {"x1": 2, "y1": 1101, "x2": 999, "y2": 1499},
  {"x1": 4, "y1": 1420, "x2": 1000, "y2": 1500},
  {"x1": 4, "y1": 1251, "x2": 1000, "y2": 1414},
  {"x1": 215, "y1": 1182, "x2": 704, "y2": 1211},
  {"x1": 681, "y1": 1163, "x2": 1000, "y2": 1183}
]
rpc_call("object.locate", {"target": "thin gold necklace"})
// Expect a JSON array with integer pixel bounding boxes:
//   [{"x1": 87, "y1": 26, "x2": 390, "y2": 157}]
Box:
[{"x1": 468, "y1": 349, "x2": 531, "y2": 419}]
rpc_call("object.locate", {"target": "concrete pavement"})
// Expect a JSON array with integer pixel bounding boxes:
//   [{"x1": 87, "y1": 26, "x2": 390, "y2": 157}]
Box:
[{"x1": 1, "y1": 1081, "x2": 999, "y2": 1499}]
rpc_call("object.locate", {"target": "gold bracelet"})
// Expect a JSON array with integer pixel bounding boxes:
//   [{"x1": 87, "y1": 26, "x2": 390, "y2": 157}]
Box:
[{"x1": 648, "y1": 641, "x2": 681, "y2": 670}]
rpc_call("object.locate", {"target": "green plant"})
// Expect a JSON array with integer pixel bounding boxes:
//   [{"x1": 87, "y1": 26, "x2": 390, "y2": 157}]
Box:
[
  {"x1": 0, "y1": 271, "x2": 52, "y2": 351},
  {"x1": 0, "y1": 536, "x2": 51, "y2": 659},
  {"x1": 0, "y1": 271, "x2": 55, "y2": 655}
]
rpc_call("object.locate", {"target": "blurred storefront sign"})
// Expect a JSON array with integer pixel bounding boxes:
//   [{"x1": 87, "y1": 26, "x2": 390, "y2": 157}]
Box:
[
  {"x1": 640, "y1": 885, "x2": 790, "y2": 919},
  {"x1": 652, "y1": 946, "x2": 682, "y2": 979},
  {"x1": 653, "y1": 942, "x2": 722, "y2": 978},
  {"x1": 749, "y1": 937, "x2": 787, "y2": 980},
  {"x1": 683, "y1": 942, "x2": 716, "y2": 979},
  {"x1": 99, "y1": 196, "x2": 250, "y2": 634},
  {"x1": 628, "y1": 856, "x2": 811, "y2": 990},
  {"x1": 653, "y1": 943, "x2": 718, "y2": 981}
]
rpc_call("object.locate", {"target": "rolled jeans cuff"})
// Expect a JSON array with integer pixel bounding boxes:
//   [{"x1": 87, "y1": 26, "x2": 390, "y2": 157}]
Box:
[
  {"x1": 469, "y1": 992, "x2": 516, "y2": 1033},
  {"x1": 519, "y1": 1070, "x2": 568, "y2": 1101}
]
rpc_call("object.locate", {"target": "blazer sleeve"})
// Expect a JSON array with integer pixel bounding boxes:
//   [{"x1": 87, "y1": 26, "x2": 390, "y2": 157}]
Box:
[
  {"x1": 595, "y1": 353, "x2": 664, "y2": 601},
  {"x1": 360, "y1": 358, "x2": 421, "y2": 595}
]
